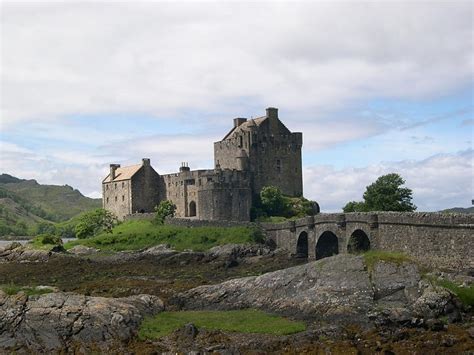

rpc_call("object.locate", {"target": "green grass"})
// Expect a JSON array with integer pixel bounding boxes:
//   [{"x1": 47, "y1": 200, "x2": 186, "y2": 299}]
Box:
[
  {"x1": 64, "y1": 220, "x2": 264, "y2": 252},
  {"x1": 363, "y1": 250, "x2": 411, "y2": 271},
  {"x1": 435, "y1": 279, "x2": 474, "y2": 307},
  {"x1": 138, "y1": 309, "x2": 306, "y2": 339},
  {"x1": 1, "y1": 283, "x2": 55, "y2": 296}
]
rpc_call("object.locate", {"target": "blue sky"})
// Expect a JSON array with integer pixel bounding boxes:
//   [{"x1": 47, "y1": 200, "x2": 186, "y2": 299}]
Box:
[{"x1": 1, "y1": 1, "x2": 472, "y2": 211}]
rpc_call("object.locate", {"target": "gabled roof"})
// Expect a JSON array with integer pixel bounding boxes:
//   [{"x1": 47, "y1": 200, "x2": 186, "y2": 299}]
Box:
[
  {"x1": 102, "y1": 164, "x2": 142, "y2": 183},
  {"x1": 222, "y1": 116, "x2": 267, "y2": 140}
]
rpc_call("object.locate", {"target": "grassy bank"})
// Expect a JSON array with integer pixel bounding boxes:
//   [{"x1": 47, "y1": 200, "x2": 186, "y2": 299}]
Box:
[
  {"x1": 363, "y1": 250, "x2": 411, "y2": 271},
  {"x1": 64, "y1": 220, "x2": 263, "y2": 252},
  {"x1": 0, "y1": 283, "x2": 55, "y2": 296},
  {"x1": 139, "y1": 309, "x2": 306, "y2": 339},
  {"x1": 435, "y1": 279, "x2": 474, "y2": 307}
]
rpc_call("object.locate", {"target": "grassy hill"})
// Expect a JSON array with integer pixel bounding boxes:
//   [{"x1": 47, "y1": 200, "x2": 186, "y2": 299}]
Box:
[
  {"x1": 0, "y1": 174, "x2": 101, "y2": 236},
  {"x1": 440, "y1": 206, "x2": 474, "y2": 214}
]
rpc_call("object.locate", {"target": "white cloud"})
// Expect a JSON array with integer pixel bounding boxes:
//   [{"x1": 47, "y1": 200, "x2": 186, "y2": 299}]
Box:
[
  {"x1": 1, "y1": 2, "x2": 472, "y2": 126},
  {"x1": 304, "y1": 150, "x2": 473, "y2": 212}
]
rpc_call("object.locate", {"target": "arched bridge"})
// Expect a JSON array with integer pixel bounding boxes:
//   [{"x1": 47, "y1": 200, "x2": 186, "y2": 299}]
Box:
[{"x1": 261, "y1": 212, "x2": 474, "y2": 269}]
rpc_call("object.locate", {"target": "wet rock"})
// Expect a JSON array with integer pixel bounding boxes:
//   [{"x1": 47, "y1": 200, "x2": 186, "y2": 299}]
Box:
[
  {"x1": 0, "y1": 291, "x2": 164, "y2": 352},
  {"x1": 68, "y1": 245, "x2": 100, "y2": 255},
  {"x1": 142, "y1": 244, "x2": 176, "y2": 256},
  {"x1": 209, "y1": 244, "x2": 272, "y2": 259},
  {"x1": 0, "y1": 243, "x2": 51, "y2": 263},
  {"x1": 176, "y1": 255, "x2": 463, "y2": 326}
]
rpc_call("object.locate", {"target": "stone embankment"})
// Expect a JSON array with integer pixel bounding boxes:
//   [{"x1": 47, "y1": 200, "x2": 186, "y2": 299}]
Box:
[
  {"x1": 176, "y1": 254, "x2": 464, "y2": 327},
  {"x1": 0, "y1": 291, "x2": 163, "y2": 353}
]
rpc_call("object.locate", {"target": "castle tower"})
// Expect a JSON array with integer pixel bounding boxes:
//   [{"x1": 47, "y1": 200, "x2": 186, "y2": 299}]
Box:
[{"x1": 213, "y1": 107, "x2": 303, "y2": 197}]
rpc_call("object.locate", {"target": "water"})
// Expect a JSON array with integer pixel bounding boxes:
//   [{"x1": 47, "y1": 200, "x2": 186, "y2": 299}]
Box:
[{"x1": 0, "y1": 238, "x2": 77, "y2": 248}]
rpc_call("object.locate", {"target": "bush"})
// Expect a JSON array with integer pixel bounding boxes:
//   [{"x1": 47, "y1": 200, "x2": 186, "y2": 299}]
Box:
[
  {"x1": 74, "y1": 209, "x2": 118, "y2": 239},
  {"x1": 33, "y1": 234, "x2": 62, "y2": 245},
  {"x1": 154, "y1": 200, "x2": 176, "y2": 225}
]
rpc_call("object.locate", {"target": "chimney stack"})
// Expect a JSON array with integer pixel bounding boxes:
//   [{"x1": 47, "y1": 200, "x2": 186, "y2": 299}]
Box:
[
  {"x1": 233, "y1": 118, "x2": 247, "y2": 128},
  {"x1": 266, "y1": 107, "x2": 278, "y2": 119},
  {"x1": 109, "y1": 164, "x2": 120, "y2": 180},
  {"x1": 142, "y1": 158, "x2": 150, "y2": 166}
]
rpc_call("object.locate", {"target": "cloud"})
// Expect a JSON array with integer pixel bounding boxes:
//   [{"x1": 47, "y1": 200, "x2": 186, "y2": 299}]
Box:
[
  {"x1": 1, "y1": 2, "x2": 472, "y2": 126},
  {"x1": 304, "y1": 150, "x2": 473, "y2": 212}
]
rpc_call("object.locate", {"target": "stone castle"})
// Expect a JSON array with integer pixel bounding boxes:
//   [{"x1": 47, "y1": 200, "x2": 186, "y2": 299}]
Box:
[{"x1": 102, "y1": 107, "x2": 303, "y2": 221}]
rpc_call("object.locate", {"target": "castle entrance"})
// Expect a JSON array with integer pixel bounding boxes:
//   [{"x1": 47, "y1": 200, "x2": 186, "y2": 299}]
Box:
[
  {"x1": 347, "y1": 229, "x2": 370, "y2": 253},
  {"x1": 295, "y1": 231, "x2": 308, "y2": 258},
  {"x1": 188, "y1": 201, "x2": 197, "y2": 217},
  {"x1": 315, "y1": 231, "x2": 339, "y2": 260}
]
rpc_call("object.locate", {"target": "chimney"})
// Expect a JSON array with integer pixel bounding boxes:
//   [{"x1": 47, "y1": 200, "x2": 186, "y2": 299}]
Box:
[
  {"x1": 109, "y1": 164, "x2": 120, "y2": 180},
  {"x1": 266, "y1": 107, "x2": 278, "y2": 119},
  {"x1": 142, "y1": 158, "x2": 150, "y2": 166},
  {"x1": 179, "y1": 162, "x2": 190, "y2": 172},
  {"x1": 233, "y1": 118, "x2": 247, "y2": 128}
]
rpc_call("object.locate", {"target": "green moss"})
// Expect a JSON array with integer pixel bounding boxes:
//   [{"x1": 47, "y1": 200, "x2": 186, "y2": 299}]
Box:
[
  {"x1": 64, "y1": 220, "x2": 264, "y2": 252},
  {"x1": 1, "y1": 283, "x2": 54, "y2": 296},
  {"x1": 435, "y1": 279, "x2": 474, "y2": 307},
  {"x1": 363, "y1": 250, "x2": 411, "y2": 271},
  {"x1": 138, "y1": 309, "x2": 306, "y2": 339}
]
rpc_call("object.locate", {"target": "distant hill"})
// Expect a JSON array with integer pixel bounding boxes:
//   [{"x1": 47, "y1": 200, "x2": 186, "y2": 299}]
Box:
[
  {"x1": 0, "y1": 173, "x2": 101, "y2": 236},
  {"x1": 440, "y1": 206, "x2": 474, "y2": 214}
]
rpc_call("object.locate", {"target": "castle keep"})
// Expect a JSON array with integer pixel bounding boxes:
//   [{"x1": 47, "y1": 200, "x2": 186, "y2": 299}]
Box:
[{"x1": 102, "y1": 107, "x2": 303, "y2": 221}]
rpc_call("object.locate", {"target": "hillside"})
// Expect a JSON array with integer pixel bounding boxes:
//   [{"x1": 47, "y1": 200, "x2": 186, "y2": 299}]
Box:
[
  {"x1": 0, "y1": 174, "x2": 101, "y2": 236},
  {"x1": 440, "y1": 206, "x2": 474, "y2": 214}
]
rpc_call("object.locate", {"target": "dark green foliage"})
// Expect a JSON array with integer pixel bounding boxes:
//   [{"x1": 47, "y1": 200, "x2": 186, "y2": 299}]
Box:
[
  {"x1": 33, "y1": 234, "x2": 63, "y2": 245},
  {"x1": 154, "y1": 200, "x2": 177, "y2": 225},
  {"x1": 435, "y1": 279, "x2": 474, "y2": 307},
  {"x1": 253, "y1": 186, "x2": 317, "y2": 221},
  {"x1": 342, "y1": 173, "x2": 416, "y2": 212},
  {"x1": 74, "y1": 209, "x2": 118, "y2": 239}
]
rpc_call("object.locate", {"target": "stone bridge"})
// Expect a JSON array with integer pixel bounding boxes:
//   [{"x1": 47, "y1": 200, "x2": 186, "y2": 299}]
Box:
[{"x1": 261, "y1": 212, "x2": 474, "y2": 269}]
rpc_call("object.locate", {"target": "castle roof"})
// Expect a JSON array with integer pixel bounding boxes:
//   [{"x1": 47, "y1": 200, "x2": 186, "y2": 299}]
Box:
[
  {"x1": 102, "y1": 164, "x2": 142, "y2": 183},
  {"x1": 222, "y1": 116, "x2": 267, "y2": 140}
]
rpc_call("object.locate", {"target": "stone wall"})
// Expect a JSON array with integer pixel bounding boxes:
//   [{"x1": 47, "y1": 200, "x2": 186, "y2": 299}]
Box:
[
  {"x1": 164, "y1": 217, "x2": 255, "y2": 228},
  {"x1": 263, "y1": 212, "x2": 474, "y2": 269},
  {"x1": 130, "y1": 164, "x2": 161, "y2": 215},
  {"x1": 103, "y1": 179, "x2": 133, "y2": 220}
]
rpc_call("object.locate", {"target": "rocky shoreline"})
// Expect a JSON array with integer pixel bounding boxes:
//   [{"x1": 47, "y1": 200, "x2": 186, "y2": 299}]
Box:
[{"x1": 0, "y1": 241, "x2": 473, "y2": 353}]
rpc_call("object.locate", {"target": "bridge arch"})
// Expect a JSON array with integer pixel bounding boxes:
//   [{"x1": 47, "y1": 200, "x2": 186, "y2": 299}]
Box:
[
  {"x1": 295, "y1": 231, "x2": 308, "y2": 258},
  {"x1": 347, "y1": 229, "x2": 370, "y2": 254},
  {"x1": 315, "y1": 231, "x2": 339, "y2": 260}
]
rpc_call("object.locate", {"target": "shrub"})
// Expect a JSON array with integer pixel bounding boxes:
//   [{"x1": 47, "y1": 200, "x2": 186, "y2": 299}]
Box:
[
  {"x1": 33, "y1": 234, "x2": 62, "y2": 245},
  {"x1": 154, "y1": 200, "x2": 177, "y2": 225},
  {"x1": 74, "y1": 209, "x2": 118, "y2": 239}
]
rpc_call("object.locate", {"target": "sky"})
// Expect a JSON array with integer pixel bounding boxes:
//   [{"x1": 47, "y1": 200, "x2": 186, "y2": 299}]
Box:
[{"x1": 0, "y1": 1, "x2": 473, "y2": 212}]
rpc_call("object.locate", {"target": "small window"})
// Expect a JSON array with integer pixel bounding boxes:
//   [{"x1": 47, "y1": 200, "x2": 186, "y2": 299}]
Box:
[
  {"x1": 238, "y1": 136, "x2": 243, "y2": 147},
  {"x1": 106, "y1": 197, "x2": 109, "y2": 203},
  {"x1": 115, "y1": 183, "x2": 117, "y2": 189},
  {"x1": 106, "y1": 185, "x2": 109, "y2": 190},
  {"x1": 122, "y1": 195, "x2": 125, "y2": 201},
  {"x1": 114, "y1": 196, "x2": 117, "y2": 202},
  {"x1": 276, "y1": 159, "x2": 281, "y2": 173},
  {"x1": 122, "y1": 182, "x2": 125, "y2": 188}
]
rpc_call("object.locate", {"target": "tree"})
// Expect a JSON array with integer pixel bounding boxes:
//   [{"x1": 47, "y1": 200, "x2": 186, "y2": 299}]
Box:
[
  {"x1": 342, "y1": 173, "x2": 416, "y2": 212},
  {"x1": 74, "y1": 209, "x2": 118, "y2": 239},
  {"x1": 154, "y1": 200, "x2": 176, "y2": 224},
  {"x1": 260, "y1": 186, "x2": 288, "y2": 216}
]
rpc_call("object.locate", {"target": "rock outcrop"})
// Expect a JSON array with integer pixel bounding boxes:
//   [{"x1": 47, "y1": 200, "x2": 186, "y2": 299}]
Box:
[
  {"x1": 0, "y1": 242, "x2": 52, "y2": 263},
  {"x1": 176, "y1": 254, "x2": 462, "y2": 326},
  {"x1": 0, "y1": 291, "x2": 164, "y2": 353}
]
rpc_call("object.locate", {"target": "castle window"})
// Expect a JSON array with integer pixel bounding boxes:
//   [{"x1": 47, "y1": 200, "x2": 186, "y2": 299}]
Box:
[
  {"x1": 238, "y1": 136, "x2": 243, "y2": 147},
  {"x1": 106, "y1": 197, "x2": 109, "y2": 204},
  {"x1": 115, "y1": 196, "x2": 117, "y2": 202},
  {"x1": 122, "y1": 195, "x2": 125, "y2": 201},
  {"x1": 122, "y1": 182, "x2": 125, "y2": 188},
  {"x1": 115, "y1": 183, "x2": 117, "y2": 189},
  {"x1": 106, "y1": 185, "x2": 109, "y2": 190},
  {"x1": 276, "y1": 159, "x2": 281, "y2": 174}
]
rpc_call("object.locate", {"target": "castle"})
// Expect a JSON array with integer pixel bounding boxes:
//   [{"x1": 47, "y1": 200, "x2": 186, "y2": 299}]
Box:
[{"x1": 102, "y1": 107, "x2": 303, "y2": 221}]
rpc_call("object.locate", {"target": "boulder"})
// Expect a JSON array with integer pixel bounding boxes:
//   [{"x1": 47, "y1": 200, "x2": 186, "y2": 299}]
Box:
[
  {"x1": 175, "y1": 254, "x2": 461, "y2": 326},
  {"x1": 0, "y1": 291, "x2": 164, "y2": 352},
  {"x1": 68, "y1": 245, "x2": 100, "y2": 255}
]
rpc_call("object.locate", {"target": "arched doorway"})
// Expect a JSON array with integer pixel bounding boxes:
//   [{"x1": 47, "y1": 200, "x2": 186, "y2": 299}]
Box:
[
  {"x1": 347, "y1": 229, "x2": 370, "y2": 254},
  {"x1": 296, "y1": 231, "x2": 308, "y2": 258},
  {"x1": 189, "y1": 201, "x2": 197, "y2": 217},
  {"x1": 315, "y1": 231, "x2": 339, "y2": 260}
]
